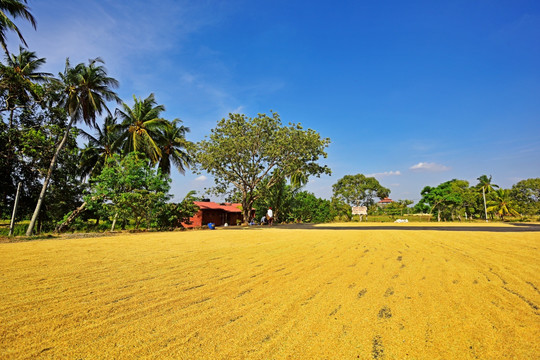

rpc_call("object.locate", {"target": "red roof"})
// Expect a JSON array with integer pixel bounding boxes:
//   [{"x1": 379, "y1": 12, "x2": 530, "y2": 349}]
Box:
[
  {"x1": 378, "y1": 197, "x2": 393, "y2": 203},
  {"x1": 193, "y1": 201, "x2": 242, "y2": 213}
]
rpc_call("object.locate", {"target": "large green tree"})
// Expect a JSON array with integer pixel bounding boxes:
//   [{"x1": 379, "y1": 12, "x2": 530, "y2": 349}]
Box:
[
  {"x1": 0, "y1": 0, "x2": 36, "y2": 57},
  {"x1": 511, "y1": 178, "x2": 540, "y2": 216},
  {"x1": 0, "y1": 46, "x2": 50, "y2": 219},
  {"x1": 287, "y1": 191, "x2": 332, "y2": 223},
  {"x1": 26, "y1": 58, "x2": 120, "y2": 235},
  {"x1": 332, "y1": 174, "x2": 390, "y2": 208},
  {"x1": 1, "y1": 103, "x2": 83, "y2": 229},
  {"x1": 417, "y1": 179, "x2": 470, "y2": 221},
  {"x1": 195, "y1": 111, "x2": 331, "y2": 223},
  {"x1": 85, "y1": 153, "x2": 171, "y2": 230}
]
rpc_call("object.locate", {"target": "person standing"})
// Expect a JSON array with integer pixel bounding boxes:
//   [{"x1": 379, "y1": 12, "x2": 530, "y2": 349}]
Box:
[{"x1": 267, "y1": 207, "x2": 274, "y2": 226}]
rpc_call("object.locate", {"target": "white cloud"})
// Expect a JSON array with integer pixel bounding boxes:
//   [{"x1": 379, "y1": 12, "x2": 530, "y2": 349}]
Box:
[
  {"x1": 366, "y1": 170, "x2": 401, "y2": 177},
  {"x1": 409, "y1": 162, "x2": 450, "y2": 172},
  {"x1": 194, "y1": 175, "x2": 207, "y2": 182}
]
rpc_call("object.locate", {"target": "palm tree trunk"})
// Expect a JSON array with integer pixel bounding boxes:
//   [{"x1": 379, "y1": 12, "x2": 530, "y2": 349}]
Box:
[
  {"x1": 8, "y1": 182, "x2": 22, "y2": 236},
  {"x1": 54, "y1": 201, "x2": 87, "y2": 233},
  {"x1": 482, "y1": 187, "x2": 488, "y2": 223},
  {"x1": 55, "y1": 195, "x2": 104, "y2": 233},
  {"x1": 111, "y1": 212, "x2": 118, "y2": 231},
  {"x1": 26, "y1": 117, "x2": 75, "y2": 236}
]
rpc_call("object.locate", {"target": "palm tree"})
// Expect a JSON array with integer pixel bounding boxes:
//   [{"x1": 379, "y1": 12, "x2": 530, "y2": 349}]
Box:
[
  {"x1": 26, "y1": 58, "x2": 120, "y2": 235},
  {"x1": 157, "y1": 118, "x2": 192, "y2": 175},
  {"x1": 55, "y1": 116, "x2": 121, "y2": 234},
  {"x1": 0, "y1": 0, "x2": 36, "y2": 57},
  {"x1": 487, "y1": 189, "x2": 520, "y2": 220},
  {"x1": 0, "y1": 46, "x2": 51, "y2": 126},
  {"x1": 476, "y1": 175, "x2": 498, "y2": 222},
  {"x1": 115, "y1": 93, "x2": 168, "y2": 164},
  {"x1": 79, "y1": 115, "x2": 121, "y2": 179}
]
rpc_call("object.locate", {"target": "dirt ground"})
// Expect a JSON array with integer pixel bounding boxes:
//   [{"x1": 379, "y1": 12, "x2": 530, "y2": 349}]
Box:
[{"x1": 1, "y1": 226, "x2": 538, "y2": 359}]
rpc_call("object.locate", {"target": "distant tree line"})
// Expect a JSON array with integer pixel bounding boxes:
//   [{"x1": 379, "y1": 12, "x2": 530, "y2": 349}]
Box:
[{"x1": 413, "y1": 176, "x2": 539, "y2": 221}]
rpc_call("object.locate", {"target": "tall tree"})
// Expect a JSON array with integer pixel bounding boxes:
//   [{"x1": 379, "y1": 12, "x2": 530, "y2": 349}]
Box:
[
  {"x1": 157, "y1": 118, "x2": 192, "y2": 175},
  {"x1": 417, "y1": 179, "x2": 469, "y2": 221},
  {"x1": 511, "y1": 178, "x2": 540, "y2": 216},
  {"x1": 195, "y1": 111, "x2": 331, "y2": 223},
  {"x1": 476, "y1": 175, "x2": 498, "y2": 222},
  {"x1": 115, "y1": 93, "x2": 168, "y2": 164},
  {"x1": 0, "y1": 47, "x2": 49, "y2": 219},
  {"x1": 0, "y1": 46, "x2": 50, "y2": 121},
  {"x1": 332, "y1": 174, "x2": 390, "y2": 207},
  {"x1": 0, "y1": 0, "x2": 36, "y2": 56},
  {"x1": 85, "y1": 153, "x2": 171, "y2": 230},
  {"x1": 26, "y1": 58, "x2": 120, "y2": 235}
]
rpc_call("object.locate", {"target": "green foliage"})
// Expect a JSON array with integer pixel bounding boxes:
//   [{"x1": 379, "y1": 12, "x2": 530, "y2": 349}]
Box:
[
  {"x1": 330, "y1": 197, "x2": 351, "y2": 221},
  {"x1": 196, "y1": 111, "x2": 331, "y2": 223},
  {"x1": 287, "y1": 191, "x2": 332, "y2": 223},
  {"x1": 157, "y1": 118, "x2": 193, "y2": 175},
  {"x1": 511, "y1": 178, "x2": 540, "y2": 215},
  {"x1": 252, "y1": 179, "x2": 332, "y2": 224},
  {"x1": 0, "y1": 46, "x2": 50, "y2": 113},
  {"x1": 154, "y1": 191, "x2": 200, "y2": 230},
  {"x1": 85, "y1": 153, "x2": 171, "y2": 229},
  {"x1": 252, "y1": 178, "x2": 299, "y2": 222},
  {"x1": 0, "y1": 101, "x2": 83, "y2": 227},
  {"x1": 487, "y1": 189, "x2": 520, "y2": 220},
  {"x1": 115, "y1": 93, "x2": 168, "y2": 164},
  {"x1": 79, "y1": 115, "x2": 122, "y2": 179},
  {"x1": 55, "y1": 57, "x2": 120, "y2": 126},
  {"x1": 475, "y1": 175, "x2": 499, "y2": 193},
  {"x1": 379, "y1": 199, "x2": 414, "y2": 217},
  {"x1": 332, "y1": 174, "x2": 390, "y2": 207},
  {"x1": 0, "y1": 0, "x2": 37, "y2": 56},
  {"x1": 417, "y1": 179, "x2": 472, "y2": 221}
]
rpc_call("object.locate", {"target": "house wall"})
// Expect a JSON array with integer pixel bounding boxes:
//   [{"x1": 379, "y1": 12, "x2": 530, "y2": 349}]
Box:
[
  {"x1": 202, "y1": 210, "x2": 227, "y2": 226},
  {"x1": 183, "y1": 208, "x2": 256, "y2": 228}
]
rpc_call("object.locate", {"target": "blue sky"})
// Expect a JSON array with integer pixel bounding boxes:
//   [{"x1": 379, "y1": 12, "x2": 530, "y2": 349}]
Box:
[{"x1": 7, "y1": 0, "x2": 540, "y2": 202}]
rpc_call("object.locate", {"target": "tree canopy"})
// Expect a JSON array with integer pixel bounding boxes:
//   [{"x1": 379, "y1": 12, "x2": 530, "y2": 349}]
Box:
[
  {"x1": 195, "y1": 111, "x2": 331, "y2": 223},
  {"x1": 511, "y1": 178, "x2": 540, "y2": 215},
  {"x1": 332, "y1": 174, "x2": 390, "y2": 207},
  {"x1": 85, "y1": 153, "x2": 171, "y2": 230}
]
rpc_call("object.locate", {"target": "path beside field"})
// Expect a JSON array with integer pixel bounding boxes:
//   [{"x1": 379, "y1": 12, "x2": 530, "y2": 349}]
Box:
[
  {"x1": 278, "y1": 222, "x2": 540, "y2": 232},
  {"x1": 1, "y1": 228, "x2": 538, "y2": 359}
]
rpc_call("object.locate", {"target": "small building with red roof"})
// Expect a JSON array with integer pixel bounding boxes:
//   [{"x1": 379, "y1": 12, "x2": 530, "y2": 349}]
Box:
[
  {"x1": 377, "y1": 197, "x2": 394, "y2": 206},
  {"x1": 182, "y1": 200, "x2": 255, "y2": 228}
]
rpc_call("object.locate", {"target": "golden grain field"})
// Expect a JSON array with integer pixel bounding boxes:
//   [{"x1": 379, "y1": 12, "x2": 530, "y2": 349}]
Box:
[{"x1": 1, "y1": 225, "x2": 539, "y2": 359}]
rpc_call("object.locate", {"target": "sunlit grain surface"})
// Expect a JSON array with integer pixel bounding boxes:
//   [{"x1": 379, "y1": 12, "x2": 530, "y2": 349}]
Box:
[{"x1": 1, "y1": 227, "x2": 538, "y2": 359}]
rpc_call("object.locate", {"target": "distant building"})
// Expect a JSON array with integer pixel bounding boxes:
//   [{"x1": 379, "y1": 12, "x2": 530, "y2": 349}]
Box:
[
  {"x1": 377, "y1": 197, "x2": 394, "y2": 207},
  {"x1": 182, "y1": 200, "x2": 255, "y2": 228}
]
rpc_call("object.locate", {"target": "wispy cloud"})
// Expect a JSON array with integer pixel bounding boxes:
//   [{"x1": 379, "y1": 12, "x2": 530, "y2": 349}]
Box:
[
  {"x1": 194, "y1": 175, "x2": 207, "y2": 182},
  {"x1": 409, "y1": 162, "x2": 450, "y2": 172},
  {"x1": 367, "y1": 170, "x2": 401, "y2": 177}
]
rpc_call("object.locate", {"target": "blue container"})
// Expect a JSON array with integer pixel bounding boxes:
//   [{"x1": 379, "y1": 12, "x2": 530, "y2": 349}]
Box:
[{"x1": 208, "y1": 223, "x2": 215, "y2": 230}]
